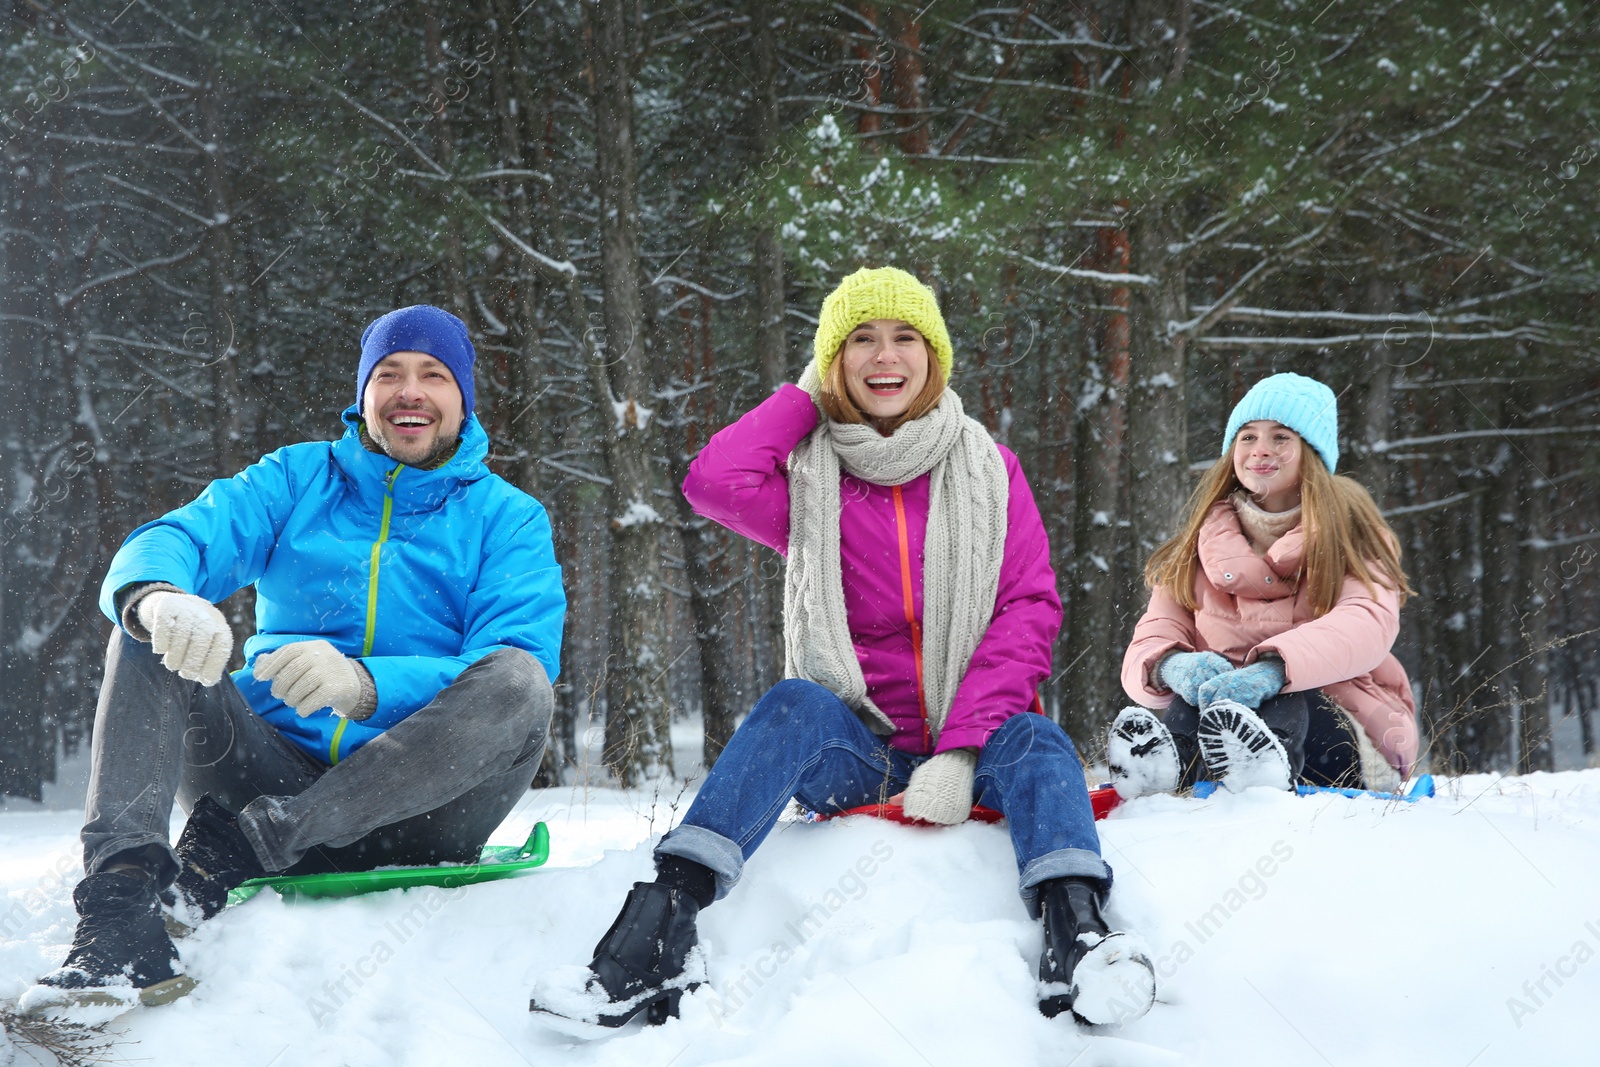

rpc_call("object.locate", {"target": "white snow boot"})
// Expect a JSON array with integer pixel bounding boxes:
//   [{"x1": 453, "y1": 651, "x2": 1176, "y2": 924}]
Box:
[
  {"x1": 1197, "y1": 700, "x2": 1292, "y2": 792},
  {"x1": 1107, "y1": 707, "x2": 1180, "y2": 800}
]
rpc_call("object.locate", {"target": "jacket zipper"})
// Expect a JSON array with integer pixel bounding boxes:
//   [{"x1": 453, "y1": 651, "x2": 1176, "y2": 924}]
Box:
[
  {"x1": 330, "y1": 463, "x2": 402, "y2": 765},
  {"x1": 891, "y1": 485, "x2": 931, "y2": 751}
]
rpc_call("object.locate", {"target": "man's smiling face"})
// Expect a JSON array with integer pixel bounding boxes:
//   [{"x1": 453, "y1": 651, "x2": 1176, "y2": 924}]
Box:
[{"x1": 361, "y1": 350, "x2": 464, "y2": 467}]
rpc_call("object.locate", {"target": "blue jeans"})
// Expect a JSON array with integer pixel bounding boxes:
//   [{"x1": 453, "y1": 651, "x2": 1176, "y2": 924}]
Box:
[{"x1": 656, "y1": 679, "x2": 1110, "y2": 916}]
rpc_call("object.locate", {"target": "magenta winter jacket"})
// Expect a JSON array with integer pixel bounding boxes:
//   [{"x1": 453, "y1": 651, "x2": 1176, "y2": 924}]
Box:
[{"x1": 684, "y1": 384, "x2": 1062, "y2": 756}]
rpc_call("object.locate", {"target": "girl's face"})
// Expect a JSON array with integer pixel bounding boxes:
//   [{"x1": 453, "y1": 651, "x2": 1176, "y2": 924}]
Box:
[
  {"x1": 1232, "y1": 420, "x2": 1304, "y2": 511},
  {"x1": 840, "y1": 319, "x2": 930, "y2": 430}
]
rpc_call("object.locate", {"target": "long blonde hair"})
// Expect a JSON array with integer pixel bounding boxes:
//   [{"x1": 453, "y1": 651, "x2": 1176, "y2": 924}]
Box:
[
  {"x1": 1145, "y1": 444, "x2": 1413, "y2": 616},
  {"x1": 817, "y1": 338, "x2": 947, "y2": 436}
]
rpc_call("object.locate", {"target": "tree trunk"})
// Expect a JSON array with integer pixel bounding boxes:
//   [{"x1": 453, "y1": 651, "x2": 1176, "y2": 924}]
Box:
[
  {"x1": 1038, "y1": 306, "x2": 1079, "y2": 724},
  {"x1": 487, "y1": 1, "x2": 573, "y2": 786},
  {"x1": 195, "y1": 71, "x2": 259, "y2": 670},
  {"x1": 666, "y1": 283, "x2": 741, "y2": 769},
  {"x1": 1126, "y1": 216, "x2": 1188, "y2": 545},
  {"x1": 747, "y1": 0, "x2": 791, "y2": 702},
  {"x1": 421, "y1": 0, "x2": 471, "y2": 322},
  {"x1": 488, "y1": 1, "x2": 556, "y2": 495},
  {"x1": 1360, "y1": 374, "x2": 1395, "y2": 499},
  {"x1": 589, "y1": 0, "x2": 674, "y2": 784},
  {"x1": 1515, "y1": 437, "x2": 1553, "y2": 772},
  {"x1": 198, "y1": 73, "x2": 246, "y2": 480},
  {"x1": 889, "y1": 9, "x2": 928, "y2": 155},
  {"x1": 852, "y1": 4, "x2": 883, "y2": 141},
  {"x1": 749, "y1": 0, "x2": 788, "y2": 391},
  {"x1": 0, "y1": 130, "x2": 105, "y2": 799},
  {"x1": 0, "y1": 137, "x2": 55, "y2": 799},
  {"x1": 1063, "y1": 246, "x2": 1130, "y2": 755},
  {"x1": 1452, "y1": 447, "x2": 1508, "y2": 770},
  {"x1": 1125, "y1": 0, "x2": 1191, "y2": 562}
]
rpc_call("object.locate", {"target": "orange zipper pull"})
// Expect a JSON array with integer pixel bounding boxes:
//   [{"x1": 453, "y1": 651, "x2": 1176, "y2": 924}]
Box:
[{"x1": 892, "y1": 485, "x2": 930, "y2": 751}]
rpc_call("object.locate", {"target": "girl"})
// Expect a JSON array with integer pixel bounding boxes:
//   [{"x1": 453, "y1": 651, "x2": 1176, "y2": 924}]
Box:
[
  {"x1": 536, "y1": 267, "x2": 1155, "y2": 1028},
  {"x1": 1110, "y1": 372, "x2": 1419, "y2": 797}
]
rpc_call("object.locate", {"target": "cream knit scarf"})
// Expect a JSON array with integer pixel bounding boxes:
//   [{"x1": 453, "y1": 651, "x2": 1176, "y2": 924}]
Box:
[
  {"x1": 1231, "y1": 490, "x2": 1302, "y2": 556},
  {"x1": 785, "y1": 388, "x2": 1010, "y2": 741}
]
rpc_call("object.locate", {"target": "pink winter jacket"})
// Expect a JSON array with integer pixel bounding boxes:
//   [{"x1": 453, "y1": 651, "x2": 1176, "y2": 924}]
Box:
[
  {"x1": 1121, "y1": 502, "x2": 1420, "y2": 775},
  {"x1": 684, "y1": 384, "x2": 1062, "y2": 756}
]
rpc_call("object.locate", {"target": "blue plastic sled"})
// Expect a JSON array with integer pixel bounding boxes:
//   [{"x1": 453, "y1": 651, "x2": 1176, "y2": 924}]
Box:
[{"x1": 1191, "y1": 773, "x2": 1435, "y2": 802}]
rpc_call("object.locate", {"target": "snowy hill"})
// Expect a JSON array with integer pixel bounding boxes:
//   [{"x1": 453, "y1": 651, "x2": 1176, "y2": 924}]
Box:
[{"x1": 4, "y1": 771, "x2": 1599, "y2": 1066}]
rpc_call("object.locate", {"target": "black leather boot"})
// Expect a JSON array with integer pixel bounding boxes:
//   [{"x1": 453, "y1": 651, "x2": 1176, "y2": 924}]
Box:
[
  {"x1": 27, "y1": 870, "x2": 195, "y2": 1012},
  {"x1": 565, "y1": 881, "x2": 702, "y2": 1027},
  {"x1": 169, "y1": 794, "x2": 268, "y2": 927},
  {"x1": 1037, "y1": 877, "x2": 1155, "y2": 1026}
]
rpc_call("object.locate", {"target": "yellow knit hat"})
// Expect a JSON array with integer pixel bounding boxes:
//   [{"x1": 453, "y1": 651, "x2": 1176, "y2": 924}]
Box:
[{"x1": 811, "y1": 267, "x2": 953, "y2": 381}]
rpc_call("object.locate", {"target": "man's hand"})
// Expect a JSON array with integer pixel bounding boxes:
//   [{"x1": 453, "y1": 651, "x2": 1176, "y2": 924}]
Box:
[
  {"x1": 902, "y1": 748, "x2": 978, "y2": 825},
  {"x1": 254, "y1": 640, "x2": 363, "y2": 718},
  {"x1": 136, "y1": 591, "x2": 233, "y2": 687}
]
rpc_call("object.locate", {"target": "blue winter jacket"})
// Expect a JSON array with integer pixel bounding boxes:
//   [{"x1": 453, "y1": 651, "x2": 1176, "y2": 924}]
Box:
[{"x1": 99, "y1": 407, "x2": 566, "y2": 765}]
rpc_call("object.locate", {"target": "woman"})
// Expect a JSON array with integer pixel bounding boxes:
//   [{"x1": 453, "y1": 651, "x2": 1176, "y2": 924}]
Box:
[
  {"x1": 536, "y1": 268, "x2": 1155, "y2": 1028},
  {"x1": 1110, "y1": 372, "x2": 1419, "y2": 798}
]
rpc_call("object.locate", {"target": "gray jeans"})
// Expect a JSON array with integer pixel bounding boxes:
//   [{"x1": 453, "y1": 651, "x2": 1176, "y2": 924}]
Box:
[{"x1": 81, "y1": 630, "x2": 554, "y2": 881}]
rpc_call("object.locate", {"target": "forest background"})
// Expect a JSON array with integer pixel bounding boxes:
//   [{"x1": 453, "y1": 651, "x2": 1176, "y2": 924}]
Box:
[{"x1": 2, "y1": 0, "x2": 1597, "y2": 799}]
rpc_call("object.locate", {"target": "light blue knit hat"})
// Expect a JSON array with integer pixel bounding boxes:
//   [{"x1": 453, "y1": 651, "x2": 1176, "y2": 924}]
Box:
[{"x1": 1223, "y1": 372, "x2": 1339, "y2": 472}]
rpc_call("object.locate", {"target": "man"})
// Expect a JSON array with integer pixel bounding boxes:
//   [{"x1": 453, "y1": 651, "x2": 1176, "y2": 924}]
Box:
[{"x1": 25, "y1": 305, "x2": 564, "y2": 1014}]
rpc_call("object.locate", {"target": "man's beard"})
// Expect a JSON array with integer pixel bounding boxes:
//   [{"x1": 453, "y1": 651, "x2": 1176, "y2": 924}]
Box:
[{"x1": 370, "y1": 418, "x2": 461, "y2": 468}]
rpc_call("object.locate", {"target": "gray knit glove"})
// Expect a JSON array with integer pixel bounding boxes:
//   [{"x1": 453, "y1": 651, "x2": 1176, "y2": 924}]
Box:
[
  {"x1": 136, "y1": 591, "x2": 233, "y2": 687},
  {"x1": 254, "y1": 640, "x2": 372, "y2": 719},
  {"x1": 902, "y1": 749, "x2": 978, "y2": 825}
]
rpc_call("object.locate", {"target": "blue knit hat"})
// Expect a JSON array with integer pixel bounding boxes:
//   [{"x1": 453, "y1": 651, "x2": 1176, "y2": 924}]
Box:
[
  {"x1": 1223, "y1": 372, "x2": 1339, "y2": 472},
  {"x1": 357, "y1": 305, "x2": 476, "y2": 413}
]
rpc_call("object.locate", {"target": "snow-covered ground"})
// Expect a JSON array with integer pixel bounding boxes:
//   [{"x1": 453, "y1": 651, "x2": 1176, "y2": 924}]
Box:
[{"x1": 4, "y1": 770, "x2": 1599, "y2": 1066}]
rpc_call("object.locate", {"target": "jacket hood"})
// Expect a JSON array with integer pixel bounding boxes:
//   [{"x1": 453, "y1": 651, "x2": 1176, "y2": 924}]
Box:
[
  {"x1": 335, "y1": 404, "x2": 490, "y2": 514},
  {"x1": 1198, "y1": 503, "x2": 1302, "y2": 601}
]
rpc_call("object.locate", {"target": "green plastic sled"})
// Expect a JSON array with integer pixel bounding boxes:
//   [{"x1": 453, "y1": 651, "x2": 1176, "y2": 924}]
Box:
[{"x1": 226, "y1": 821, "x2": 550, "y2": 906}]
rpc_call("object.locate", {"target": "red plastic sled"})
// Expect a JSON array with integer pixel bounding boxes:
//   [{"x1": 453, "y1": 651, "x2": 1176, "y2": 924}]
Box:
[
  {"x1": 816, "y1": 785, "x2": 1123, "y2": 825},
  {"x1": 1089, "y1": 784, "x2": 1122, "y2": 819},
  {"x1": 818, "y1": 802, "x2": 1006, "y2": 825}
]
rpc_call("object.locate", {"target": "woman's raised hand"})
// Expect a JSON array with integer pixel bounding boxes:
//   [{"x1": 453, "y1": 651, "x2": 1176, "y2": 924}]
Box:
[
  {"x1": 1157, "y1": 651, "x2": 1234, "y2": 707},
  {"x1": 796, "y1": 361, "x2": 824, "y2": 402}
]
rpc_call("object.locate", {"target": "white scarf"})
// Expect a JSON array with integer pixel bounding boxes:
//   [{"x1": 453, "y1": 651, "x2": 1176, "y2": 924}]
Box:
[{"x1": 785, "y1": 388, "x2": 1010, "y2": 741}]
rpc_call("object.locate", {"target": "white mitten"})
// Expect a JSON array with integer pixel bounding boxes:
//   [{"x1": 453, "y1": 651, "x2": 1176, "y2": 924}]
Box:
[
  {"x1": 136, "y1": 591, "x2": 233, "y2": 686},
  {"x1": 254, "y1": 640, "x2": 363, "y2": 718},
  {"x1": 902, "y1": 749, "x2": 978, "y2": 825},
  {"x1": 796, "y1": 361, "x2": 824, "y2": 401}
]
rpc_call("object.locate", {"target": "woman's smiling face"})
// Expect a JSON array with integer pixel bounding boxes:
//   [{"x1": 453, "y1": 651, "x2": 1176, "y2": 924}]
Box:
[
  {"x1": 839, "y1": 319, "x2": 930, "y2": 431},
  {"x1": 1232, "y1": 420, "x2": 1304, "y2": 511}
]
